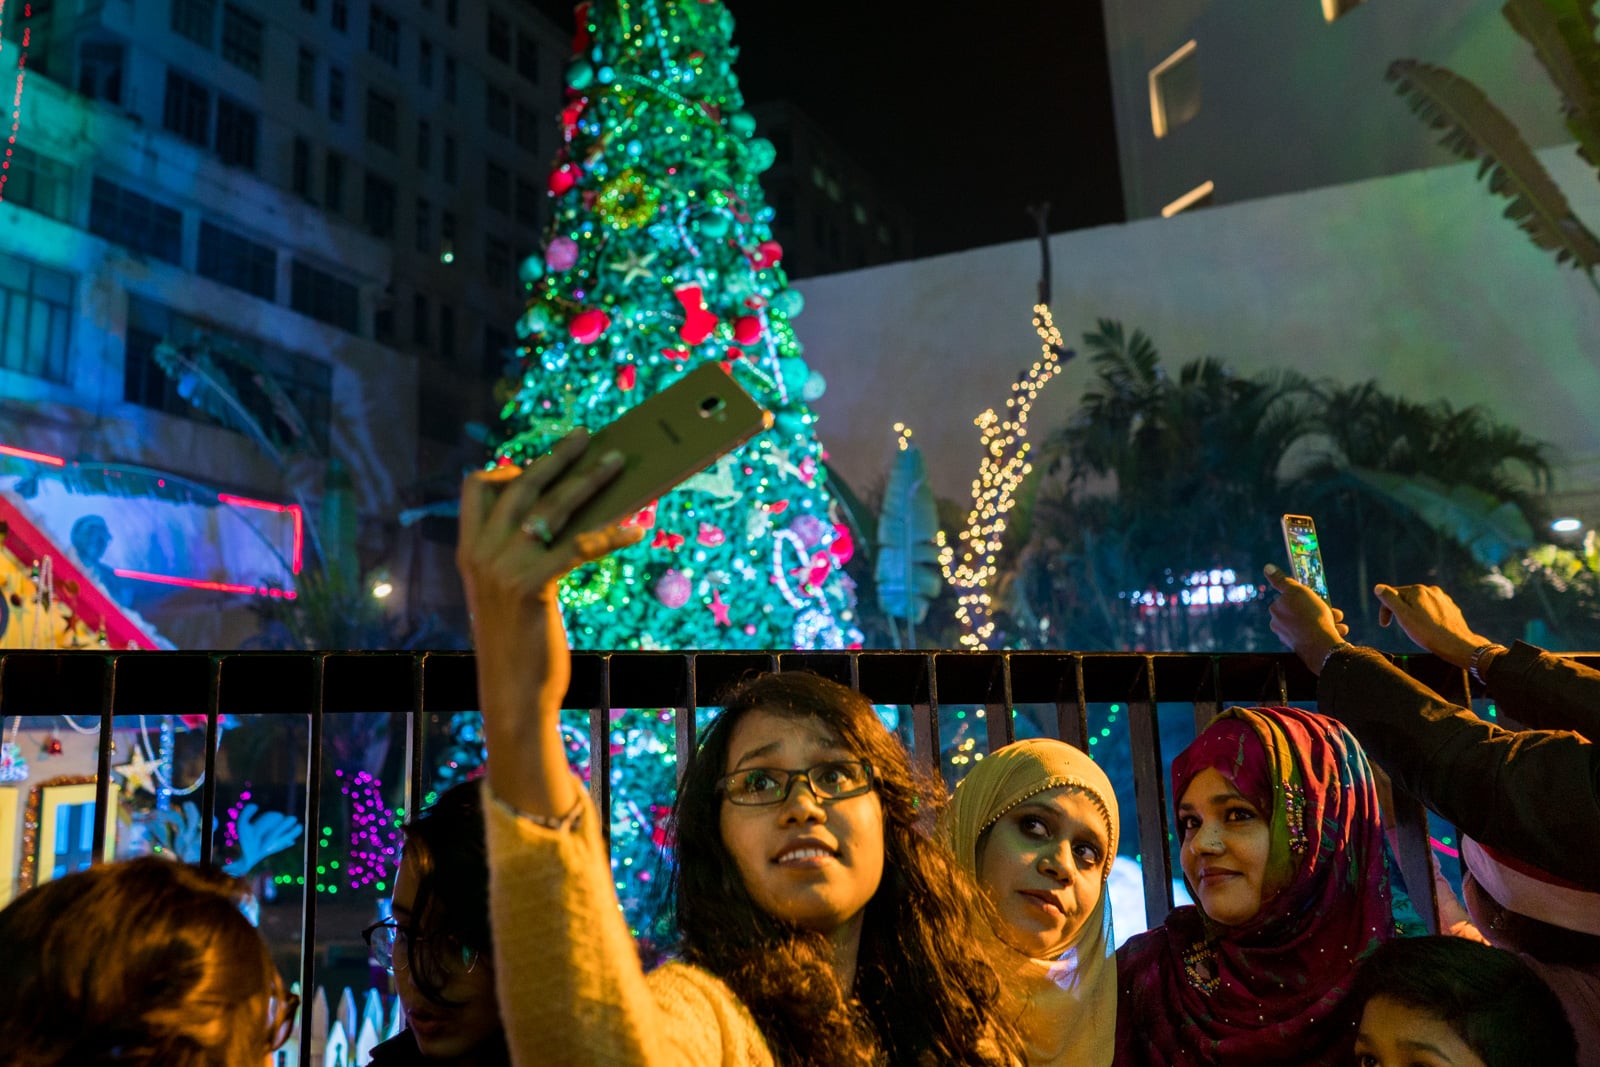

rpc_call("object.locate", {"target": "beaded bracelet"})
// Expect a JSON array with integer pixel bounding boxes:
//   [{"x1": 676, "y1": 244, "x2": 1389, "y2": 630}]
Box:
[
  {"x1": 485, "y1": 786, "x2": 585, "y2": 832},
  {"x1": 1468, "y1": 642, "x2": 1506, "y2": 686},
  {"x1": 1319, "y1": 641, "x2": 1352, "y2": 675}
]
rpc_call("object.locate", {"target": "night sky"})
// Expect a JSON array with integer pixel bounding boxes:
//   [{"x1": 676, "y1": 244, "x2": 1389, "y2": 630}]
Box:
[{"x1": 522, "y1": 1, "x2": 1125, "y2": 256}]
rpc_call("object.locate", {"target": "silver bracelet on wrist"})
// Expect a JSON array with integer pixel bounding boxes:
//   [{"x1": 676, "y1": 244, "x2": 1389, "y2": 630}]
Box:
[
  {"x1": 485, "y1": 784, "x2": 586, "y2": 832},
  {"x1": 1320, "y1": 641, "x2": 1352, "y2": 674},
  {"x1": 1468, "y1": 642, "x2": 1506, "y2": 686}
]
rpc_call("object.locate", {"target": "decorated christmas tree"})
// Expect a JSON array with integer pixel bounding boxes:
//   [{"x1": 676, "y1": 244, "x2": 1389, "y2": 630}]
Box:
[{"x1": 496, "y1": 0, "x2": 861, "y2": 653}]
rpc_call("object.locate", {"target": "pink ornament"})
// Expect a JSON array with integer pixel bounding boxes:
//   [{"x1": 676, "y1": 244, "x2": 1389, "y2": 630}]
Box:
[
  {"x1": 750, "y1": 239, "x2": 784, "y2": 269},
  {"x1": 710, "y1": 589, "x2": 732, "y2": 626},
  {"x1": 569, "y1": 308, "x2": 611, "y2": 344},
  {"x1": 549, "y1": 163, "x2": 579, "y2": 195},
  {"x1": 696, "y1": 522, "x2": 726, "y2": 547},
  {"x1": 732, "y1": 315, "x2": 763, "y2": 346},
  {"x1": 828, "y1": 523, "x2": 855, "y2": 565},
  {"x1": 545, "y1": 236, "x2": 580, "y2": 272},
  {"x1": 788, "y1": 514, "x2": 828, "y2": 548},
  {"x1": 654, "y1": 570, "x2": 691, "y2": 609},
  {"x1": 617, "y1": 364, "x2": 636, "y2": 391}
]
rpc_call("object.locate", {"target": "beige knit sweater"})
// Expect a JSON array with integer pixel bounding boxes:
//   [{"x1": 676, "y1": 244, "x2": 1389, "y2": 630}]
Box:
[{"x1": 483, "y1": 782, "x2": 777, "y2": 1066}]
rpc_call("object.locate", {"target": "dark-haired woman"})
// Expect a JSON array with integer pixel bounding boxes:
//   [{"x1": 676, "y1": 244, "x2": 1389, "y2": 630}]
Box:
[
  {"x1": 455, "y1": 434, "x2": 1023, "y2": 1066},
  {"x1": 365, "y1": 782, "x2": 508, "y2": 1066},
  {"x1": 0, "y1": 856, "x2": 296, "y2": 1067}
]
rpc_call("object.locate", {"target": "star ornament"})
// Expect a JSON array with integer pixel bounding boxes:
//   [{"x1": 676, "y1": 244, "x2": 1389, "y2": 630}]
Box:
[
  {"x1": 114, "y1": 745, "x2": 162, "y2": 797},
  {"x1": 710, "y1": 589, "x2": 732, "y2": 626},
  {"x1": 606, "y1": 250, "x2": 659, "y2": 285}
]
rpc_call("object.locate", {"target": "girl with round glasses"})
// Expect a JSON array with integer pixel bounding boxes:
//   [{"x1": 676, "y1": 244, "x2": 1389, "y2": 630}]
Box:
[
  {"x1": 364, "y1": 782, "x2": 508, "y2": 1067},
  {"x1": 455, "y1": 433, "x2": 1023, "y2": 1066}
]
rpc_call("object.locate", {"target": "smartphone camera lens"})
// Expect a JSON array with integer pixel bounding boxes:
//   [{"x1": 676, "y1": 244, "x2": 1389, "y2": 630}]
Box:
[{"x1": 698, "y1": 395, "x2": 726, "y2": 419}]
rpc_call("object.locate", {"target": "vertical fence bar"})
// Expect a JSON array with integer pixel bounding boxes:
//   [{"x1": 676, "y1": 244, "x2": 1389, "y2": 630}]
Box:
[
  {"x1": 1056, "y1": 655, "x2": 1089, "y2": 751},
  {"x1": 1193, "y1": 655, "x2": 1220, "y2": 736},
  {"x1": 911, "y1": 653, "x2": 939, "y2": 775},
  {"x1": 675, "y1": 654, "x2": 697, "y2": 784},
  {"x1": 296, "y1": 655, "x2": 326, "y2": 1067},
  {"x1": 588, "y1": 655, "x2": 612, "y2": 842},
  {"x1": 1126, "y1": 656, "x2": 1174, "y2": 931},
  {"x1": 983, "y1": 654, "x2": 1015, "y2": 754},
  {"x1": 198, "y1": 656, "x2": 222, "y2": 870},
  {"x1": 91, "y1": 655, "x2": 115, "y2": 866},
  {"x1": 407, "y1": 653, "x2": 427, "y2": 818}
]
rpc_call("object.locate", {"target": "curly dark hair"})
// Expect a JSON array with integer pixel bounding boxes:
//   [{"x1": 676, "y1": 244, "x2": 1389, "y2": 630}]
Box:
[
  {"x1": 668, "y1": 670, "x2": 1024, "y2": 1067},
  {"x1": 1352, "y1": 935, "x2": 1577, "y2": 1067},
  {"x1": 0, "y1": 856, "x2": 279, "y2": 1067},
  {"x1": 397, "y1": 779, "x2": 493, "y2": 1005}
]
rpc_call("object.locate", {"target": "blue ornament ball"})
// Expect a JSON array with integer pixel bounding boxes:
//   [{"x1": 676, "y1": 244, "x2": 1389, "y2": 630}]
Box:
[
  {"x1": 769, "y1": 288, "x2": 804, "y2": 317},
  {"x1": 695, "y1": 211, "x2": 731, "y2": 238},
  {"x1": 728, "y1": 112, "x2": 757, "y2": 137},
  {"x1": 801, "y1": 370, "x2": 826, "y2": 402},
  {"x1": 745, "y1": 138, "x2": 777, "y2": 173},
  {"x1": 566, "y1": 59, "x2": 594, "y2": 90},
  {"x1": 517, "y1": 255, "x2": 545, "y2": 284}
]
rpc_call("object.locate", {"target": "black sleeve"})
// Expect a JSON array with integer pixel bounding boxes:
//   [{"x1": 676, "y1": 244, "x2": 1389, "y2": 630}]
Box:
[
  {"x1": 1318, "y1": 646, "x2": 1600, "y2": 890},
  {"x1": 1484, "y1": 641, "x2": 1600, "y2": 741}
]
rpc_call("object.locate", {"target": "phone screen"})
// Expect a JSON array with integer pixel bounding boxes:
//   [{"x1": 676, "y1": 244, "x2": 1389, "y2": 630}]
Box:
[{"x1": 1281, "y1": 514, "x2": 1330, "y2": 602}]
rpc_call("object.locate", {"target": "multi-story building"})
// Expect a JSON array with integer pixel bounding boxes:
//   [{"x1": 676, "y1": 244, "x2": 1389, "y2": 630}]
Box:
[
  {"x1": 1102, "y1": 0, "x2": 1572, "y2": 221},
  {"x1": 0, "y1": 0, "x2": 568, "y2": 646},
  {"x1": 751, "y1": 101, "x2": 914, "y2": 279}
]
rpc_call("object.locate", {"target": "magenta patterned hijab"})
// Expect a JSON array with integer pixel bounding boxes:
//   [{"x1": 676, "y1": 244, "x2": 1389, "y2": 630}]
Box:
[{"x1": 1113, "y1": 706, "x2": 1395, "y2": 1066}]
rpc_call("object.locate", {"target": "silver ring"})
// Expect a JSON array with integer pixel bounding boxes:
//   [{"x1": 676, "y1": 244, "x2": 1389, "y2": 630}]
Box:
[{"x1": 521, "y1": 515, "x2": 555, "y2": 546}]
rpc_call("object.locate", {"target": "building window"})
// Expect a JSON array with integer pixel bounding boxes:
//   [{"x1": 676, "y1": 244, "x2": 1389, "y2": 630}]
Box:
[
  {"x1": 301, "y1": 0, "x2": 316, "y2": 11},
  {"x1": 482, "y1": 325, "x2": 510, "y2": 380},
  {"x1": 297, "y1": 46, "x2": 316, "y2": 107},
  {"x1": 416, "y1": 119, "x2": 431, "y2": 171},
  {"x1": 1322, "y1": 0, "x2": 1368, "y2": 20},
  {"x1": 328, "y1": 66, "x2": 346, "y2": 122},
  {"x1": 515, "y1": 176, "x2": 538, "y2": 228},
  {"x1": 412, "y1": 291, "x2": 429, "y2": 344},
  {"x1": 446, "y1": 0, "x2": 457, "y2": 28},
  {"x1": 125, "y1": 297, "x2": 334, "y2": 450},
  {"x1": 438, "y1": 302, "x2": 455, "y2": 361},
  {"x1": 516, "y1": 31, "x2": 538, "y2": 83},
  {"x1": 485, "y1": 235, "x2": 510, "y2": 288},
  {"x1": 171, "y1": 0, "x2": 216, "y2": 47},
  {"x1": 290, "y1": 260, "x2": 359, "y2": 333},
  {"x1": 364, "y1": 172, "x2": 396, "y2": 238},
  {"x1": 485, "y1": 162, "x2": 509, "y2": 214},
  {"x1": 5, "y1": 146, "x2": 73, "y2": 222},
  {"x1": 366, "y1": 89, "x2": 397, "y2": 150},
  {"x1": 487, "y1": 11, "x2": 510, "y2": 62},
  {"x1": 198, "y1": 220, "x2": 277, "y2": 300},
  {"x1": 163, "y1": 69, "x2": 211, "y2": 147},
  {"x1": 419, "y1": 39, "x2": 433, "y2": 88},
  {"x1": 331, "y1": 0, "x2": 347, "y2": 32},
  {"x1": 89, "y1": 178, "x2": 184, "y2": 265},
  {"x1": 0, "y1": 253, "x2": 73, "y2": 383},
  {"x1": 515, "y1": 101, "x2": 539, "y2": 152},
  {"x1": 221, "y1": 4, "x2": 264, "y2": 76},
  {"x1": 1160, "y1": 180, "x2": 1215, "y2": 218},
  {"x1": 1148, "y1": 40, "x2": 1200, "y2": 139},
  {"x1": 325, "y1": 151, "x2": 344, "y2": 212},
  {"x1": 486, "y1": 84, "x2": 510, "y2": 136},
  {"x1": 78, "y1": 40, "x2": 125, "y2": 105},
  {"x1": 375, "y1": 300, "x2": 395, "y2": 344},
  {"x1": 368, "y1": 4, "x2": 400, "y2": 65},
  {"x1": 443, "y1": 55, "x2": 457, "y2": 104},
  {"x1": 414, "y1": 196, "x2": 431, "y2": 253},
  {"x1": 215, "y1": 97, "x2": 260, "y2": 170},
  {"x1": 292, "y1": 136, "x2": 314, "y2": 200},
  {"x1": 442, "y1": 133, "x2": 457, "y2": 184}
]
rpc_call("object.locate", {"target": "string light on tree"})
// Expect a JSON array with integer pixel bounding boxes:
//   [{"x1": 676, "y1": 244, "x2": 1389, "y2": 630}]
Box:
[
  {"x1": 0, "y1": 0, "x2": 34, "y2": 207},
  {"x1": 934, "y1": 304, "x2": 1070, "y2": 648},
  {"x1": 336, "y1": 769, "x2": 402, "y2": 893}
]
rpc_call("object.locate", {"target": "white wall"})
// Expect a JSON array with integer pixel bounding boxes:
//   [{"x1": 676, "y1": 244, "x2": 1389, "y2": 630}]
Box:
[{"x1": 795, "y1": 145, "x2": 1600, "y2": 517}]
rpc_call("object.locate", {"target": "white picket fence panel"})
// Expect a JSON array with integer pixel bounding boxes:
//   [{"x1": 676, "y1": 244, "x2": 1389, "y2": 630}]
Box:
[{"x1": 270, "y1": 983, "x2": 403, "y2": 1067}]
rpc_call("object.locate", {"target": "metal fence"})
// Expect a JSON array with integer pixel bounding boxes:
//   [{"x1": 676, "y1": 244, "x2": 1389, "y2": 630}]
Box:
[{"x1": 1, "y1": 647, "x2": 1496, "y2": 1063}]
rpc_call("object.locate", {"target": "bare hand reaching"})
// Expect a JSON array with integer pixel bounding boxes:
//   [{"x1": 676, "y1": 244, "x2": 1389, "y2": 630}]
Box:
[
  {"x1": 1263, "y1": 563, "x2": 1351, "y2": 674},
  {"x1": 456, "y1": 429, "x2": 645, "y2": 816},
  {"x1": 1371, "y1": 584, "x2": 1492, "y2": 669}
]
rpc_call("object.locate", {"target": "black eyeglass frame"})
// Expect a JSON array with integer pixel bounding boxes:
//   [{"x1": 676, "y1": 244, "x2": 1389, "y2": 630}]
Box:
[
  {"x1": 361, "y1": 917, "x2": 481, "y2": 976},
  {"x1": 714, "y1": 759, "x2": 876, "y2": 807}
]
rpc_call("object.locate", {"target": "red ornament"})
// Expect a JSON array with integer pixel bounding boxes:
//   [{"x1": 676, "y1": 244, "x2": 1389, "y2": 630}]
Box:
[
  {"x1": 43, "y1": 736, "x2": 63, "y2": 757},
  {"x1": 572, "y1": 3, "x2": 593, "y2": 52},
  {"x1": 661, "y1": 348, "x2": 691, "y2": 362},
  {"x1": 743, "y1": 294, "x2": 767, "y2": 310},
  {"x1": 828, "y1": 523, "x2": 855, "y2": 565},
  {"x1": 718, "y1": 359, "x2": 735, "y2": 375},
  {"x1": 549, "y1": 163, "x2": 579, "y2": 195},
  {"x1": 798, "y1": 456, "x2": 818, "y2": 485},
  {"x1": 623, "y1": 501, "x2": 659, "y2": 529},
  {"x1": 790, "y1": 551, "x2": 833, "y2": 593},
  {"x1": 696, "y1": 522, "x2": 726, "y2": 547},
  {"x1": 767, "y1": 500, "x2": 789, "y2": 515},
  {"x1": 673, "y1": 284, "x2": 718, "y2": 345},
  {"x1": 732, "y1": 315, "x2": 763, "y2": 346},
  {"x1": 561, "y1": 100, "x2": 586, "y2": 138},
  {"x1": 494, "y1": 455, "x2": 516, "y2": 467},
  {"x1": 749, "y1": 240, "x2": 784, "y2": 269},
  {"x1": 651, "y1": 529, "x2": 685, "y2": 550},
  {"x1": 617, "y1": 364, "x2": 637, "y2": 391},
  {"x1": 569, "y1": 308, "x2": 611, "y2": 344}
]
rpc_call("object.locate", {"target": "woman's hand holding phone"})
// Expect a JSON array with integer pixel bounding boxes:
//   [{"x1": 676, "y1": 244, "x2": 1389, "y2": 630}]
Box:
[
  {"x1": 1264, "y1": 563, "x2": 1351, "y2": 675},
  {"x1": 456, "y1": 428, "x2": 646, "y2": 819}
]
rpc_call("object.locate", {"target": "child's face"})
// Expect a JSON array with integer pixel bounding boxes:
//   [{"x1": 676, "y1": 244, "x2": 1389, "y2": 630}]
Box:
[{"x1": 1354, "y1": 996, "x2": 1488, "y2": 1067}]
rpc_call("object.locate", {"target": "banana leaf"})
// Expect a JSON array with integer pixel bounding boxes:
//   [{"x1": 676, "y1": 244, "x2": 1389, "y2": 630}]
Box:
[
  {"x1": 874, "y1": 445, "x2": 943, "y2": 633},
  {"x1": 1387, "y1": 59, "x2": 1600, "y2": 272},
  {"x1": 1344, "y1": 466, "x2": 1535, "y2": 567},
  {"x1": 1501, "y1": 0, "x2": 1600, "y2": 170}
]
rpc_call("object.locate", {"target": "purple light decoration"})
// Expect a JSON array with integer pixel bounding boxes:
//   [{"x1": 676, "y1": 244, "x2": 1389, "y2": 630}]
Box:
[
  {"x1": 336, "y1": 768, "x2": 402, "y2": 891},
  {"x1": 222, "y1": 785, "x2": 252, "y2": 856}
]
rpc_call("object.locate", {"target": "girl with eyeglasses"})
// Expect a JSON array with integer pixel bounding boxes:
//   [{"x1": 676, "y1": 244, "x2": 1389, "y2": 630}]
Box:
[
  {"x1": 363, "y1": 782, "x2": 509, "y2": 1067},
  {"x1": 0, "y1": 856, "x2": 296, "y2": 1066},
  {"x1": 455, "y1": 434, "x2": 1024, "y2": 1066}
]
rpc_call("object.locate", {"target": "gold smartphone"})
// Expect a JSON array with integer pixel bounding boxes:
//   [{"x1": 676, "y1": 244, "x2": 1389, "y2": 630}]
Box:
[
  {"x1": 1280, "y1": 513, "x2": 1330, "y2": 602},
  {"x1": 560, "y1": 362, "x2": 773, "y2": 533}
]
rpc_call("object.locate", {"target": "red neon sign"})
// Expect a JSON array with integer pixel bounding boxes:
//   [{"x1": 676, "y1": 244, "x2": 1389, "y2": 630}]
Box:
[{"x1": 111, "y1": 569, "x2": 298, "y2": 599}]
